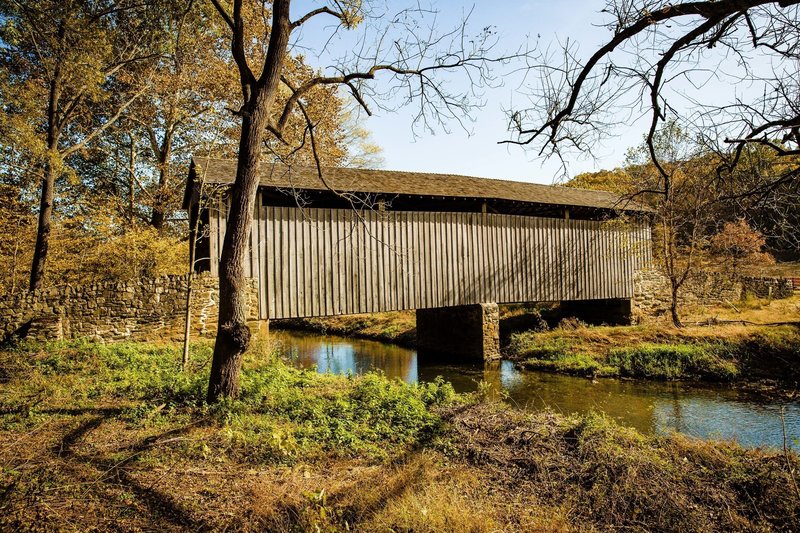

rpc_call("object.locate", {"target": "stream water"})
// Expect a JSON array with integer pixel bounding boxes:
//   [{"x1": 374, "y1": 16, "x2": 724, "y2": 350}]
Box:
[{"x1": 272, "y1": 329, "x2": 800, "y2": 450}]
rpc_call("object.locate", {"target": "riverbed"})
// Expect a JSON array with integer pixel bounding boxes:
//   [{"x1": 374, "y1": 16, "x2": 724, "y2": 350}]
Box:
[{"x1": 272, "y1": 329, "x2": 800, "y2": 449}]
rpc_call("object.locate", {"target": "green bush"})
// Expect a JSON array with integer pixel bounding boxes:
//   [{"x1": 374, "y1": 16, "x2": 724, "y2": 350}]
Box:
[{"x1": 607, "y1": 343, "x2": 739, "y2": 381}]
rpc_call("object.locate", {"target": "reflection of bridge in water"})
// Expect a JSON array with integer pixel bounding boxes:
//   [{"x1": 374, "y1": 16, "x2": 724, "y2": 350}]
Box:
[{"x1": 186, "y1": 157, "x2": 652, "y2": 360}]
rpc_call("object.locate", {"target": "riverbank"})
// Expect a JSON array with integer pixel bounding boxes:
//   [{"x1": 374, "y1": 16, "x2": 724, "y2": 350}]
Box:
[
  {"x1": 278, "y1": 296, "x2": 800, "y2": 387},
  {"x1": 508, "y1": 323, "x2": 800, "y2": 382},
  {"x1": 272, "y1": 310, "x2": 418, "y2": 347},
  {"x1": 509, "y1": 294, "x2": 800, "y2": 387},
  {"x1": 1, "y1": 340, "x2": 798, "y2": 531}
]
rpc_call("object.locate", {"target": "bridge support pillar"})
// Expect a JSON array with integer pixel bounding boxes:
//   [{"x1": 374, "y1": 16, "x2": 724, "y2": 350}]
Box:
[
  {"x1": 416, "y1": 303, "x2": 500, "y2": 362},
  {"x1": 249, "y1": 319, "x2": 269, "y2": 342}
]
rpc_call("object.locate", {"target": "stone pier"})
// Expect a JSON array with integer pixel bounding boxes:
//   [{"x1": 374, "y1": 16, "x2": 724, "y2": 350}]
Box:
[{"x1": 416, "y1": 303, "x2": 500, "y2": 362}]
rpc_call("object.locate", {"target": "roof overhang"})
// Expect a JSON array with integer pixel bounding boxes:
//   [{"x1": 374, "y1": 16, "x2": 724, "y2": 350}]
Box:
[{"x1": 183, "y1": 156, "x2": 653, "y2": 214}]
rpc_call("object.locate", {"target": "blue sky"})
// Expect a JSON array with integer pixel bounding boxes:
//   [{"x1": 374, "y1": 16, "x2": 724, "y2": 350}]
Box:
[{"x1": 288, "y1": 1, "x2": 672, "y2": 184}]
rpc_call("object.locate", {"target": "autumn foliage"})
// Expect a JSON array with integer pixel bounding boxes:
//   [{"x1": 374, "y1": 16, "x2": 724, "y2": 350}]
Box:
[{"x1": 710, "y1": 219, "x2": 775, "y2": 275}]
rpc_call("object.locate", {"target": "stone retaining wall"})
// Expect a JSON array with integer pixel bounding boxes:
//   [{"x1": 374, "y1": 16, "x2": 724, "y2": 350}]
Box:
[
  {"x1": 741, "y1": 277, "x2": 794, "y2": 299},
  {"x1": 0, "y1": 274, "x2": 259, "y2": 342},
  {"x1": 633, "y1": 268, "x2": 793, "y2": 319}
]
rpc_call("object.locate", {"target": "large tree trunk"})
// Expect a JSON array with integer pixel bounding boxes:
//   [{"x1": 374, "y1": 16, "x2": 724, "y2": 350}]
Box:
[
  {"x1": 206, "y1": 108, "x2": 269, "y2": 401},
  {"x1": 206, "y1": 0, "x2": 291, "y2": 402},
  {"x1": 29, "y1": 164, "x2": 56, "y2": 291},
  {"x1": 30, "y1": 59, "x2": 62, "y2": 292}
]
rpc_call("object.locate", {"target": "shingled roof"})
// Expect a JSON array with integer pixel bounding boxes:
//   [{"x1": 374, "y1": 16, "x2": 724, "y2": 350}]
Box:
[{"x1": 185, "y1": 156, "x2": 649, "y2": 213}]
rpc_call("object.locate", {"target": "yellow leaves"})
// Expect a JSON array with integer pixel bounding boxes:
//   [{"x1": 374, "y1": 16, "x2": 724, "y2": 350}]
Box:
[
  {"x1": 333, "y1": 0, "x2": 365, "y2": 29},
  {"x1": 0, "y1": 201, "x2": 188, "y2": 294}
]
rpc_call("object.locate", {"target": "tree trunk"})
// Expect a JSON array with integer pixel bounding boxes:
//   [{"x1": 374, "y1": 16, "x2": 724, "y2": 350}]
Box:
[
  {"x1": 150, "y1": 138, "x2": 172, "y2": 230},
  {"x1": 206, "y1": 111, "x2": 267, "y2": 401},
  {"x1": 207, "y1": 0, "x2": 291, "y2": 402},
  {"x1": 669, "y1": 281, "x2": 683, "y2": 328},
  {"x1": 29, "y1": 163, "x2": 56, "y2": 291},
  {"x1": 30, "y1": 57, "x2": 62, "y2": 292}
]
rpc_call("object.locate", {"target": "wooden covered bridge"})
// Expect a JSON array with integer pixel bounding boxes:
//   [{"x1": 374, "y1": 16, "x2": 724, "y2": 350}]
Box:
[{"x1": 184, "y1": 157, "x2": 651, "y2": 360}]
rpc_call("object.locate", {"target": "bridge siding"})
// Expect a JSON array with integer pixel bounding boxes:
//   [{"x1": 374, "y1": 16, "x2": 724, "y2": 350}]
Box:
[{"x1": 207, "y1": 197, "x2": 651, "y2": 320}]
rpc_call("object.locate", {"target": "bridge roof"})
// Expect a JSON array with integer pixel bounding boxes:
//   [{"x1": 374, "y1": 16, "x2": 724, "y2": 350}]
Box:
[{"x1": 185, "y1": 156, "x2": 650, "y2": 213}]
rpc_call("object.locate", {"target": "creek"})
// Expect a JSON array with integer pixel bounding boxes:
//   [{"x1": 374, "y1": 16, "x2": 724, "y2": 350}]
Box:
[{"x1": 272, "y1": 329, "x2": 800, "y2": 449}]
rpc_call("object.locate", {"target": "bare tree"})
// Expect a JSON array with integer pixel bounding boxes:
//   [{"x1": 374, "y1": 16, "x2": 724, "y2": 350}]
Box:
[
  {"x1": 206, "y1": 0, "x2": 524, "y2": 401},
  {"x1": 626, "y1": 124, "x2": 720, "y2": 326},
  {"x1": 505, "y1": 0, "x2": 800, "y2": 199},
  {"x1": 503, "y1": 0, "x2": 800, "y2": 325}
]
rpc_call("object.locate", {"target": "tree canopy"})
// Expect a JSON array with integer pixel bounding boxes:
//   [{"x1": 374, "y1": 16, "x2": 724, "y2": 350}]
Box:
[{"x1": 0, "y1": 0, "x2": 382, "y2": 292}]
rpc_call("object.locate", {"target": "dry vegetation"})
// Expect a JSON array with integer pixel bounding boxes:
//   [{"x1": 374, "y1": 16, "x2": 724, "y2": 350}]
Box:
[{"x1": 1, "y1": 339, "x2": 799, "y2": 531}]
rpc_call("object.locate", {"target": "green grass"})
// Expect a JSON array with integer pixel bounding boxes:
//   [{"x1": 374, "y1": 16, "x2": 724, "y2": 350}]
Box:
[
  {"x1": 508, "y1": 325, "x2": 799, "y2": 382},
  {"x1": 0, "y1": 339, "x2": 456, "y2": 461},
  {"x1": 1, "y1": 340, "x2": 798, "y2": 531},
  {"x1": 514, "y1": 340, "x2": 740, "y2": 381},
  {"x1": 607, "y1": 343, "x2": 739, "y2": 380}
]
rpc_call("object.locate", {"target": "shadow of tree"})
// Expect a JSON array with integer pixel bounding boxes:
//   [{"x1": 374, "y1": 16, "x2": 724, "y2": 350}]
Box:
[{"x1": 47, "y1": 409, "x2": 212, "y2": 530}]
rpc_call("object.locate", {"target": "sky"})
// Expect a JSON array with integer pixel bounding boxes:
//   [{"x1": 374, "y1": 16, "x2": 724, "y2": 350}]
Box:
[
  {"x1": 287, "y1": 1, "x2": 776, "y2": 185},
  {"x1": 289, "y1": 1, "x2": 649, "y2": 184}
]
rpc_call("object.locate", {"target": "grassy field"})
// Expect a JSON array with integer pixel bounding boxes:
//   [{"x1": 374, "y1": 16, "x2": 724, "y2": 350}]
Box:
[{"x1": 1, "y1": 340, "x2": 799, "y2": 531}]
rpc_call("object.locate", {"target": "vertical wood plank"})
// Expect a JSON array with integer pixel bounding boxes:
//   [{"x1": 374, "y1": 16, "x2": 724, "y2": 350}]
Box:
[
  {"x1": 280, "y1": 207, "x2": 289, "y2": 318},
  {"x1": 257, "y1": 205, "x2": 266, "y2": 318},
  {"x1": 265, "y1": 207, "x2": 273, "y2": 318}
]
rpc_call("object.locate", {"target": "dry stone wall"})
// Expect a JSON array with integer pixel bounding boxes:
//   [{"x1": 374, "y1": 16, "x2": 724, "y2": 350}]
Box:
[
  {"x1": 633, "y1": 268, "x2": 793, "y2": 319},
  {"x1": 0, "y1": 274, "x2": 259, "y2": 342}
]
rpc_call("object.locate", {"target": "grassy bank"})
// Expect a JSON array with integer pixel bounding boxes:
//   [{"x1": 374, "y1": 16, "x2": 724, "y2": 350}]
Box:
[
  {"x1": 1, "y1": 340, "x2": 799, "y2": 531},
  {"x1": 508, "y1": 322, "x2": 800, "y2": 383},
  {"x1": 272, "y1": 310, "x2": 417, "y2": 347},
  {"x1": 278, "y1": 296, "x2": 800, "y2": 385}
]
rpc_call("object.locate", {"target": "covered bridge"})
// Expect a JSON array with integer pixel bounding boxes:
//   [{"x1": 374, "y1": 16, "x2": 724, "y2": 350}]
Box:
[{"x1": 184, "y1": 157, "x2": 652, "y2": 360}]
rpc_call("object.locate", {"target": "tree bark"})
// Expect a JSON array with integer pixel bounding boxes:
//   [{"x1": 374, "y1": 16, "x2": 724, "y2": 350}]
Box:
[
  {"x1": 29, "y1": 164, "x2": 57, "y2": 291},
  {"x1": 150, "y1": 135, "x2": 172, "y2": 230},
  {"x1": 206, "y1": 0, "x2": 291, "y2": 403},
  {"x1": 30, "y1": 59, "x2": 63, "y2": 292},
  {"x1": 669, "y1": 281, "x2": 683, "y2": 328},
  {"x1": 206, "y1": 107, "x2": 268, "y2": 401}
]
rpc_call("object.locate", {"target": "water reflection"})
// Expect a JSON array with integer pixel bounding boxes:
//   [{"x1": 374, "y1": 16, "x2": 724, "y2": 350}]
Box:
[{"x1": 272, "y1": 329, "x2": 800, "y2": 449}]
